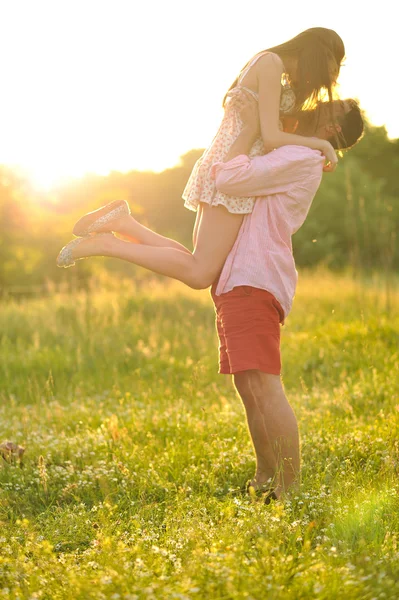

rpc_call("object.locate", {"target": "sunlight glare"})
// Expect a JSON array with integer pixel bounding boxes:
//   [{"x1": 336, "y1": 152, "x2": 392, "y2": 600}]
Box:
[{"x1": 0, "y1": 0, "x2": 396, "y2": 183}]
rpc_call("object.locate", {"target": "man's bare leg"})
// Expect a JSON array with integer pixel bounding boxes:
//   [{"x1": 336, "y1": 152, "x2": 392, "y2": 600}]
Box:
[
  {"x1": 234, "y1": 371, "x2": 301, "y2": 497},
  {"x1": 234, "y1": 373, "x2": 280, "y2": 490}
]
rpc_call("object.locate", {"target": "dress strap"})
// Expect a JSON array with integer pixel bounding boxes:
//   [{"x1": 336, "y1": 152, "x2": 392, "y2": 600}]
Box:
[
  {"x1": 238, "y1": 86, "x2": 258, "y2": 100},
  {"x1": 237, "y1": 50, "x2": 282, "y2": 85}
]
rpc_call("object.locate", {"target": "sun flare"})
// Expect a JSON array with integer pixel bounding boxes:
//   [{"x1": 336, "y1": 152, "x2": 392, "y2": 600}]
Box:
[{"x1": 0, "y1": 2, "x2": 396, "y2": 187}]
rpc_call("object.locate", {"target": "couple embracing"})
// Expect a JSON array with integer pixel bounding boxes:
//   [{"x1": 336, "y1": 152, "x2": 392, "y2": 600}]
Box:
[{"x1": 57, "y1": 28, "x2": 364, "y2": 503}]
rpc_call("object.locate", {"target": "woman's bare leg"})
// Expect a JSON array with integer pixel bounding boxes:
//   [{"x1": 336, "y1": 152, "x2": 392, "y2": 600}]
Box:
[
  {"x1": 69, "y1": 205, "x2": 243, "y2": 289},
  {"x1": 80, "y1": 204, "x2": 203, "y2": 254},
  {"x1": 192, "y1": 205, "x2": 203, "y2": 248},
  {"x1": 109, "y1": 214, "x2": 192, "y2": 253}
]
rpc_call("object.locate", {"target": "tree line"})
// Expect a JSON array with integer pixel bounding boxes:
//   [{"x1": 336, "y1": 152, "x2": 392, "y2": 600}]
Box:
[{"x1": 0, "y1": 123, "x2": 397, "y2": 292}]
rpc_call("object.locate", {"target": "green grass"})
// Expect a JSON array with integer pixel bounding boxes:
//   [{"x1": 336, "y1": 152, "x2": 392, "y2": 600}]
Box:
[{"x1": 0, "y1": 271, "x2": 398, "y2": 599}]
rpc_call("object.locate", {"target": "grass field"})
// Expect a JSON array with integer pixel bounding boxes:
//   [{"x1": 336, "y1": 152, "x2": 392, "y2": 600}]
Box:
[{"x1": 0, "y1": 271, "x2": 398, "y2": 600}]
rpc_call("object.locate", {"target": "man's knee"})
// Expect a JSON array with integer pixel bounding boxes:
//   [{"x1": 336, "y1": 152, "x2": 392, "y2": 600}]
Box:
[
  {"x1": 234, "y1": 373, "x2": 263, "y2": 414},
  {"x1": 243, "y1": 370, "x2": 285, "y2": 404},
  {"x1": 233, "y1": 372, "x2": 252, "y2": 398}
]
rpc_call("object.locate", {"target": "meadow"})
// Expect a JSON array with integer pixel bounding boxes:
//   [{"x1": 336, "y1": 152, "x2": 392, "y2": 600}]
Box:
[{"x1": 0, "y1": 271, "x2": 398, "y2": 600}]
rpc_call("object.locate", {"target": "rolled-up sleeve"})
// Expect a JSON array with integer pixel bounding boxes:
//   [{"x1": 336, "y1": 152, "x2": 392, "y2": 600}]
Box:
[{"x1": 211, "y1": 147, "x2": 324, "y2": 198}]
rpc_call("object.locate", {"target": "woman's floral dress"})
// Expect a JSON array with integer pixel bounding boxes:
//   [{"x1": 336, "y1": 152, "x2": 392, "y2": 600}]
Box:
[{"x1": 182, "y1": 50, "x2": 296, "y2": 214}]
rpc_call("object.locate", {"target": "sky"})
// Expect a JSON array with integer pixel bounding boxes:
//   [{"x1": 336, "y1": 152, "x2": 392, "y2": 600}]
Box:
[{"x1": 0, "y1": 0, "x2": 397, "y2": 188}]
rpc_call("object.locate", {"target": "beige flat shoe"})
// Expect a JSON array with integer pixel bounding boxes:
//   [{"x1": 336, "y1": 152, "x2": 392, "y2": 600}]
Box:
[
  {"x1": 57, "y1": 237, "x2": 90, "y2": 268},
  {"x1": 72, "y1": 199, "x2": 130, "y2": 237},
  {"x1": 56, "y1": 233, "x2": 112, "y2": 268}
]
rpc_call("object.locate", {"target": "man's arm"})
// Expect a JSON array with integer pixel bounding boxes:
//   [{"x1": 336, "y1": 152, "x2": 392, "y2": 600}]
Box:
[
  {"x1": 212, "y1": 145, "x2": 324, "y2": 198},
  {"x1": 211, "y1": 95, "x2": 324, "y2": 197}
]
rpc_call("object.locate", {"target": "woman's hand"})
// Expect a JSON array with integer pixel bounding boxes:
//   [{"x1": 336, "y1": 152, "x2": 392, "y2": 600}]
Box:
[
  {"x1": 318, "y1": 140, "x2": 338, "y2": 172},
  {"x1": 238, "y1": 92, "x2": 260, "y2": 137}
]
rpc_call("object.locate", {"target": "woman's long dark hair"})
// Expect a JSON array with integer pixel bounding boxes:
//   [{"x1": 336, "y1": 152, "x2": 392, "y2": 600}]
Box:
[{"x1": 223, "y1": 28, "x2": 345, "y2": 109}]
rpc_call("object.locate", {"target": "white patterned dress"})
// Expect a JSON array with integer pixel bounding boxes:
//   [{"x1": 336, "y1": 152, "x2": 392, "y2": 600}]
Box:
[{"x1": 183, "y1": 50, "x2": 296, "y2": 214}]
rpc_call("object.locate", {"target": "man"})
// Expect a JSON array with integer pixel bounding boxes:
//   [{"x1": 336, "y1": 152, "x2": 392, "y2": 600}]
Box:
[
  {"x1": 62, "y1": 97, "x2": 363, "y2": 504},
  {"x1": 210, "y1": 98, "x2": 364, "y2": 503}
]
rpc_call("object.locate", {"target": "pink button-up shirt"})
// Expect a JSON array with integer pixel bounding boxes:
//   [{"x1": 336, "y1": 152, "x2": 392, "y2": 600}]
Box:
[{"x1": 211, "y1": 146, "x2": 325, "y2": 320}]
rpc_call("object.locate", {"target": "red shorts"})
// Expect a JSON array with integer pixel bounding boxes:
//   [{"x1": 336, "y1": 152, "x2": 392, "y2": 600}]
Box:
[{"x1": 211, "y1": 284, "x2": 285, "y2": 375}]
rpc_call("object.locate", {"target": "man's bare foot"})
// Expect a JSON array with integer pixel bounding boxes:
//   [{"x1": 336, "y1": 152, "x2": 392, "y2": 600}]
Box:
[
  {"x1": 249, "y1": 475, "x2": 301, "y2": 502},
  {"x1": 247, "y1": 474, "x2": 284, "y2": 501}
]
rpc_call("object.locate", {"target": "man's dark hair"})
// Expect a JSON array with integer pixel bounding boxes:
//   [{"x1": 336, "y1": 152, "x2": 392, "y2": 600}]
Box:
[{"x1": 329, "y1": 100, "x2": 364, "y2": 150}]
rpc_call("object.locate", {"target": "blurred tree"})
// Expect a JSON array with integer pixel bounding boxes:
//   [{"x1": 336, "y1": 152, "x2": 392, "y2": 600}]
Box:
[{"x1": 0, "y1": 124, "x2": 397, "y2": 291}]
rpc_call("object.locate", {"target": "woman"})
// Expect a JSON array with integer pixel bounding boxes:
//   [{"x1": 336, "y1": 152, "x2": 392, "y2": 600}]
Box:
[{"x1": 57, "y1": 28, "x2": 345, "y2": 285}]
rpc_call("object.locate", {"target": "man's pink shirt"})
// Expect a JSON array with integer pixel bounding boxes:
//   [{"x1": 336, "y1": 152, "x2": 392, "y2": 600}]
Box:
[{"x1": 211, "y1": 146, "x2": 325, "y2": 321}]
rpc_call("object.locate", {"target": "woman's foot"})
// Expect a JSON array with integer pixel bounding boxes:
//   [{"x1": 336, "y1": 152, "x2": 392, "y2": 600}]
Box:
[
  {"x1": 57, "y1": 233, "x2": 115, "y2": 268},
  {"x1": 72, "y1": 200, "x2": 130, "y2": 237}
]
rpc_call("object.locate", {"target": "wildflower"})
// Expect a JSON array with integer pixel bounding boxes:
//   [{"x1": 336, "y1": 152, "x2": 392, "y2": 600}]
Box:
[{"x1": 38, "y1": 455, "x2": 48, "y2": 492}]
